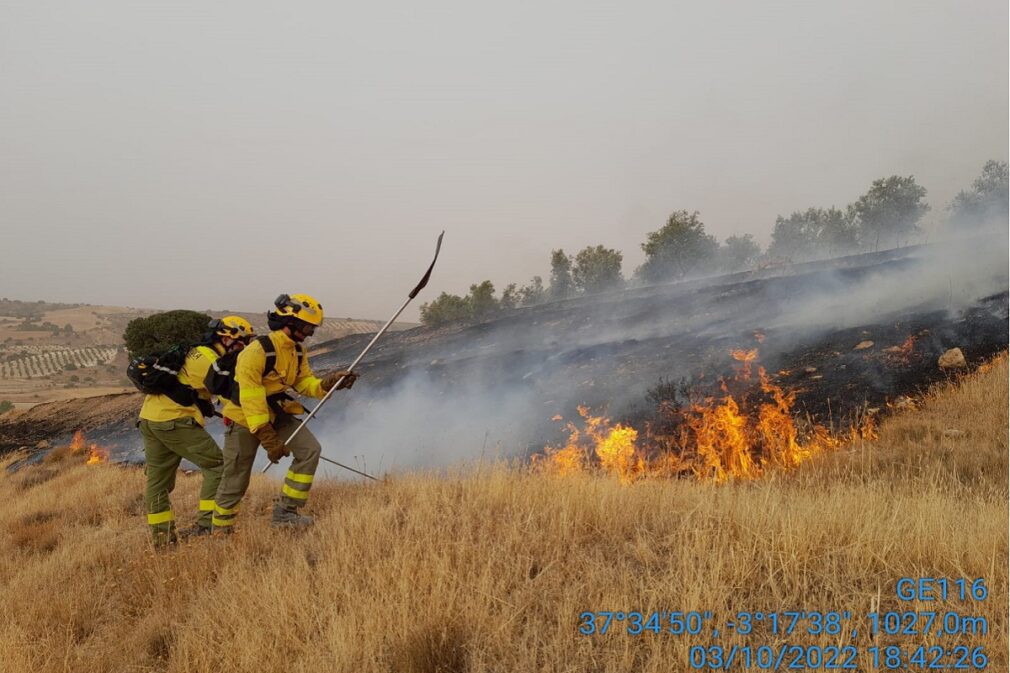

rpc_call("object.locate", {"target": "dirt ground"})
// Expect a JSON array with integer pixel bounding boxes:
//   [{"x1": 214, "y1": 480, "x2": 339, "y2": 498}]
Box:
[
  {"x1": 0, "y1": 392, "x2": 142, "y2": 451},
  {"x1": 1, "y1": 386, "x2": 135, "y2": 409}
]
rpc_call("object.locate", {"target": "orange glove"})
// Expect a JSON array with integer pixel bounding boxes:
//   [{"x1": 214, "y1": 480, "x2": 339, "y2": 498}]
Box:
[
  {"x1": 322, "y1": 369, "x2": 357, "y2": 391},
  {"x1": 253, "y1": 424, "x2": 289, "y2": 463}
]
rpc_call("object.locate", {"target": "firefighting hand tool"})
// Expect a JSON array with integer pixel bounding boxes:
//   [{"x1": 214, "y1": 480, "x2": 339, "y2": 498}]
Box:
[
  {"x1": 319, "y1": 455, "x2": 380, "y2": 481},
  {"x1": 261, "y1": 231, "x2": 444, "y2": 477}
]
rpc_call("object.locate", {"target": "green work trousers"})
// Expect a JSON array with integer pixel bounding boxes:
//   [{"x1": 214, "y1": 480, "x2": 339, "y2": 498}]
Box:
[
  {"x1": 139, "y1": 417, "x2": 223, "y2": 546},
  {"x1": 213, "y1": 413, "x2": 321, "y2": 529}
]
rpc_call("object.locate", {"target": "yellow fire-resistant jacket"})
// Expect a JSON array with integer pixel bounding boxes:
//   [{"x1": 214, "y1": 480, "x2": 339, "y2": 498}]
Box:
[
  {"x1": 139, "y1": 344, "x2": 223, "y2": 427},
  {"x1": 221, "y1": 330, "x2": 325, "y2": 432}
]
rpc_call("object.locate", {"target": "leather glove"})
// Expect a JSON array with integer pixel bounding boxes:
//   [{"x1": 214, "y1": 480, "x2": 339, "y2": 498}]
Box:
[
  {"x1": 253, "y1": 424, "x2": 289, "y2": 463},
  {"x1": 321, "y1": 369, "x2": 357, "y2": 391}
]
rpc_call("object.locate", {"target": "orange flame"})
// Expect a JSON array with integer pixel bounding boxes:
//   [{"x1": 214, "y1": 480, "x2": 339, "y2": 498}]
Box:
[
  {"x1": 69, "y1": 430, "x2": 110, "y2": 465},
  {"x1": 730, "y1": 348, "x2": 759, "y2": 380},
  {"x1": 679, "y1": 353, "x2": 847, "y2": 481},
  {"x1": 732, "y1": 348, "x2": 759, "y2": 362},
  {"x1": 537, "y1": 407, "x2": 645, "y2": 484},
  {"x1": 537, "y1": 348, "x2": 874, "y2": 484},
  {"x1": 86, "y1": 445, "x2": 110, "y2": 465},
  {"x1": 850, "y1": 414, "x2": 878, "y2": 441},
  {"x1": 686, "y1": 394, "x2": 758, "y2": 482},
  {"x1": 884, "y1": 335, "x2": 917, "y2": 363}
]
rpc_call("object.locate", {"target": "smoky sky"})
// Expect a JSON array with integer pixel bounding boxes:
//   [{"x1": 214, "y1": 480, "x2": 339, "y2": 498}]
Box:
[{"x1": 0, "y1": 1, "x2": 1006, "y2": 321}]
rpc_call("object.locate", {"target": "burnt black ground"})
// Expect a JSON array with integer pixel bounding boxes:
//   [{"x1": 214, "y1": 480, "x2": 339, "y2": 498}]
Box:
[
  {"x1": 2, "y1": 243, "x2": 1007, "y2": 466},
  {"x1": 303, "y1": 249, "x2": 1007, "y2": 454},
  {"x1": 770, "y1": 293, "x2": 1008, "y2": 421}
]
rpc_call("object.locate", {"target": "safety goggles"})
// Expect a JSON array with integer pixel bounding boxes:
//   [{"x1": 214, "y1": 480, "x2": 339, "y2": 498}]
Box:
[
  {"x1": 275, "y1": 294, "x2": 322, "y2": 317},
  {"x1": 207, "y1": 319, "x2": 250, "y2": 339}
]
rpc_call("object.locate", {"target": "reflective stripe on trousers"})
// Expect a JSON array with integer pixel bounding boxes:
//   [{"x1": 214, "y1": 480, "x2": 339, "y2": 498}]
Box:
[
  {"x1": 147, "y1": 509, "x2": 175, "y2": 526},
  {"x1": 212, "y1": 502, "x2": 240, "y2": 528},
  {"x1": 282, "y1": 469, "x2": 313, "y2": 501}
]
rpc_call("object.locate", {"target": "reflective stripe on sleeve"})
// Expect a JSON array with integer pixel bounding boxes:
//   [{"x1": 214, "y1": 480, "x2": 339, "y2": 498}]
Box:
[
  {"x1": 211, "y1": 516, "x2": 235, "y2": 527},
  {"x1": 199, "y1": 499, "x2": 215, "y2": 512},
  {"x1": 247, "y1": 413, "x2": 270, "y2": 429},
  {"x1": 240, "y1": 387, "x2": 267, "y2": 401},
  {"x1": 294, "y1": 377, "x2": 320, "y2": 395},
  {"x1": 214, "y1": 503, "x2": 240, "y2": 516}
]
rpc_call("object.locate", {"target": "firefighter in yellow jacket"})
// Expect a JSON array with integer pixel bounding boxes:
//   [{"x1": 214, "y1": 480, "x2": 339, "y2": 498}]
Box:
[
  {"x1": 138, "y1": 315, "x2": 255, "y2": 546},
  {"x1": 214, "y1": 293, "x2": 356, "y2": 530}
]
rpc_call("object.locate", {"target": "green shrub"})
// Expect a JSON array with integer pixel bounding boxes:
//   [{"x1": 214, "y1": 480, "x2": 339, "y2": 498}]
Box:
[
  {"x1": 123, "y1": 310, "x2": 211, "y2": 357},
  {"x1": 420, "y1": 293, "x2": 472, "y2": 328}
]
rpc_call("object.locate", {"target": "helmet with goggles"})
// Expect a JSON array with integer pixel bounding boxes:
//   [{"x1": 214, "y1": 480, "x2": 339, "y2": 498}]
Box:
[
  {"x1": 267, "y1": 293, "x2": 325, "y2": 339},
  {"x1": 208, "y1": 315, "x2": 255, "y2": 341}
]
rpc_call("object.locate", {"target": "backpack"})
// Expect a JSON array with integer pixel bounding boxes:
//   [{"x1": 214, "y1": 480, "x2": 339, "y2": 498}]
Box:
[
  {"x1": 204, "y1": 335, "x2": 305, "y2": 406},
  {"x1": 127, "y1": 344, "x2": 198, "y2": 407}
]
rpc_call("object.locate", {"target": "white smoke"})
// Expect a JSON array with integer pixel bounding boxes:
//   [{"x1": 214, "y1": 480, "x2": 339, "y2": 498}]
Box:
[
  {"x1": 307, "y1": 371, "x2": 544, "y2": 477},
  {"x1": 266, "y1": 226, "x2": 1008, "y2": 479}
]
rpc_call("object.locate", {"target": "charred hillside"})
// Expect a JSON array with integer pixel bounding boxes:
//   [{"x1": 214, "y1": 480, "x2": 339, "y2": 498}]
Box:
[
  {"x1": 2, "y1": 240, "x2": 1006, "y2": 467},
  {"x1": 305, "y1": 242, "x2": 1007, "y2": 464}
]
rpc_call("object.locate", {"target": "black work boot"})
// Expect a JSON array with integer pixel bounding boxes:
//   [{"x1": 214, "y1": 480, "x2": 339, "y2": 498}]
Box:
[{"x1": 271, "y1": 501, "x2": 313, "y2": 528}]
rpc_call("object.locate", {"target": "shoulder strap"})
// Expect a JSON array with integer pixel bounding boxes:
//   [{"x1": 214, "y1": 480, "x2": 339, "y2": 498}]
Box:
[
  {"x1": 255, "y1": 334, "x2": 304, "y2": 378},
  {"x1": 257, "y1": 335, "x2": 277, "y2": 378}
]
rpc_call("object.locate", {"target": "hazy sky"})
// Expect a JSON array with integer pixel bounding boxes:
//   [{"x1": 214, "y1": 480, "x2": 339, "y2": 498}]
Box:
[{"x1": 1, "y1": 1, "x2": 1006, "y2": 320}]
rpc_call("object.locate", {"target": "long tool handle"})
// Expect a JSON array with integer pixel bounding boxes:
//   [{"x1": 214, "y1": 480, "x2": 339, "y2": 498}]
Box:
[
  {"x1": 320, "y1": 455, "x2": 379, "y2": 481},
  {"x1": 283, "y1": 294, "x2": 411, "y2": 446},
  {"x1": 260, "y1": 231, "x2": 444, "y2": 476}
]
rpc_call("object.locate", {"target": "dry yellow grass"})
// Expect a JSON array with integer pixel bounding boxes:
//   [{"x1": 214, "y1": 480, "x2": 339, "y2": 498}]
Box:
[{"x1": 0, "y1": 355, "x2": 1006, "y2": 672}]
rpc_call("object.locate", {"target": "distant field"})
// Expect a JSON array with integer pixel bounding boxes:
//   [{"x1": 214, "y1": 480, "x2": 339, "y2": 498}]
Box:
[
  {"x1": 40, "y1": 306, "x2": 120, "y2": 332},
  {"x1": 0, "y1": 345, "x2": 119, "y2": 378},
  {"x1": 0, "y1": 299, "x2": 412, "y2": 404},
  {"x1": 0, "y1": 301, "x2": 148, "y2": 348}
]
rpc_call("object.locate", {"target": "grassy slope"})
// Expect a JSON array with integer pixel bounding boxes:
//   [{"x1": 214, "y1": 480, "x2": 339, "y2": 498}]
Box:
[{"x1": 0, "y1": 355, "x2": 1005, "y2": 672}]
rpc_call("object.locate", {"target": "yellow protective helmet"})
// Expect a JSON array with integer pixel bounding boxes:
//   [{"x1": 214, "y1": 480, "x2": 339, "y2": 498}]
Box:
[
  {"x1": 210, "y1": 315, "x2": 256, "y2": 340},
  {"x1": 273, "y1": 293, "x2": 324, "y2": 326}
]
